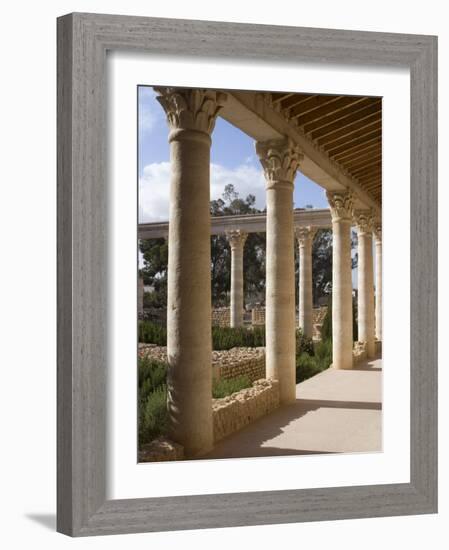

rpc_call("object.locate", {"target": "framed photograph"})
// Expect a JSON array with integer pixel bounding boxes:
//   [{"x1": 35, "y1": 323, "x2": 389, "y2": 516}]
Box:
[{"x1": 57, "y1": 12, "x2": 437, "y2": 536}]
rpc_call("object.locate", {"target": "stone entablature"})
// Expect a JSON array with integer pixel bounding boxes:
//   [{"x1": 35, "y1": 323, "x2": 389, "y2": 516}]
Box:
[
  {"x1": 138, "y1": 208, "x2": 332, "y2": 240},
  {"x1": 213, "y1": 378, "x2": 280, "y2": 442}
]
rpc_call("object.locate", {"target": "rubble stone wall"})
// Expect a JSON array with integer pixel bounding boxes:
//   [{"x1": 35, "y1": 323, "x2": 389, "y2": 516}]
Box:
[{"x1": 212, "y1": 379, "x2": 280, "y2": 442}]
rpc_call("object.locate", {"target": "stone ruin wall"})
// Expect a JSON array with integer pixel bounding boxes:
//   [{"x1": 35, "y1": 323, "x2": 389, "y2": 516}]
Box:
[
  {"x1": 213, "y1": 348, "x2": 265, "y2": 382},
  {"x1": 212, "y1": 378, "x2": 280, "y2": 442},
  {"x1": 212, "y1": 307, "x2": 231, "y2": 327}
]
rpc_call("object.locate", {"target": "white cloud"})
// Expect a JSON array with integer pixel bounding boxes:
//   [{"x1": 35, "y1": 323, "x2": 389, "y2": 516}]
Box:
[{"x1": 138, "y1": 161, "x2": 266, "y2": 223}]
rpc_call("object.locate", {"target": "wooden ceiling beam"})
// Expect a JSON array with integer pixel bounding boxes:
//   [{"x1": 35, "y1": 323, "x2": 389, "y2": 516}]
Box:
[
  {"x1": 333, "y1": 138, "x2": 380, "y2": 162},
  {"x1": 361, "y1": 175, "x2": 382, "y2": 188},
  {"x1": 343, "y1": 151, "x2": 382, "y2": 171},
  {"x1": 303, "y1": 97, "x2": 377, "y2": 133},
  {"x1": 309, "y1": 103, "x2": 382, "y2": 140},
  {"x1": 270, "y1": 92, "x2": 296, "y2": 104},
  {"x1": 293, "y1": 96, "x2": 366, "y2": 126},
  {"x1": 351, "y1": 162, "x2": 381, "y2": 179},
  {"x1": 278, "y1": 93, "x2": 320, "y2": 110},
  {"x1": 317, "y1": 116, "x2": 381, "y2": 146},
  {"x1": 288, "y1": 95, "x2": 344, "y2": 119},
  {"x1": 320, "y1": 122, "x2": 382, "y2": 151},
  {"x1": 326, "y1": 129, "x2": 381, "y2": 157}
]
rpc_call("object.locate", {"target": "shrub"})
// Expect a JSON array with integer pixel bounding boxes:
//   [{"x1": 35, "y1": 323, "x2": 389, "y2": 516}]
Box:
[
  {"x1": 138, "y1": 320, "x2": 167, "y2": 345},
  {"x1": 295, "y1": 338, "x2": 333, "y2": 383},
  {"x1": 138, "y1": 356, "x2": 168, "y2": 401},
  {"x1": 321, "y1": 301, "x2": 332, "y2": 342},
  {"x1": 296, "y1": 328, "x2": 314, "y2": 356},
  {"x1": 314, "y1": 338, "x2": 333, "y2": 371},
  {"x1": 139, "y1": 385, "x2": 169, "y2": 446},
  {"x1": 212, "y1": 325, "x2": 265, "y2": 350},
  {"x1": 212, "y1": 375, "x2": 252, "y2": 398},
  {"x1": 296, "y1": 352, "x2": 322, "y2": 383}
]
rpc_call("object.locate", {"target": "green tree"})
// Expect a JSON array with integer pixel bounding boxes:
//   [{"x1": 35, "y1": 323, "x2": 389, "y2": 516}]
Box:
[
  {"x1": 139, "y1": 238, "x2": 168, "y2": 308},
  {"x1": 210, "y1": 184, "x2": 265, "y2": 305},
  {"x1": 139, "y1": 184, "x2": 266, "y2": 308}
]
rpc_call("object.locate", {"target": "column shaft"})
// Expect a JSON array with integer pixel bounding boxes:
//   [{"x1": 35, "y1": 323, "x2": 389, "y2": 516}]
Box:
[
  {"x1": 355, "y1": 211, "x2": 375, "y2": 358},
  {"x1": 227, "y1": 231, "x2": 247, "y2": 327},
  {"x1": 155, "y1": 88, "x2": 226, "y2": 457},
  {"x1": 297, "y1": 227, "x2": 315, "y2": 338},
  {"x1": 327, "y1": 192, "x2": 354, "y2": 370},
  {"x1": 374, "y1": 226, "x2": 382, "y2": 341},
  {"x1": 257, "y1": 139, "x2": 300, "y2": 404}
]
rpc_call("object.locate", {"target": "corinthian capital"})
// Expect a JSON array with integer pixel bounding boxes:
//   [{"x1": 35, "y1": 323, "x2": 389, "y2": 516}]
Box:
[
  {"x1": 226, "y1": 230, "x2": 248, "y2": 250},
  {"x1": 354, "y1": 209, "x2": 374, "y2": 235},
  {"x1": 295, "y1": 226, "x2": 316, "y2": 247},
  {"x1": 154, "y1": 87, "x2": 227, "y2": 135},
  {"x1": 326, "y1": 190, "x2": 354, "y2": 223},
  {"x1": 256, "y1": 138, "x2": 303, "y2": 189}
]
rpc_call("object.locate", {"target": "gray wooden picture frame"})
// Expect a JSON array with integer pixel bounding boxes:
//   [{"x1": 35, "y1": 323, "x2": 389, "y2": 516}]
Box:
[{"x1": 57, "y1": 12, "x2": 438, "y2": 537}]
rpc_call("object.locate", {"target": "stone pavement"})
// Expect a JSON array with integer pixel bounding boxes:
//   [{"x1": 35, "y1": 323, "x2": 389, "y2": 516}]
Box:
[{"x1": 202, "y1": 357, "x2": 382, "y2": 459}]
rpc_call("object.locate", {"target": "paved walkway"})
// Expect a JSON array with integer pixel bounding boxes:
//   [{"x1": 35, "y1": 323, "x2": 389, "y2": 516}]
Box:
[{"x1": 204, "y1": 358, "x2": 382, "y2": 459}]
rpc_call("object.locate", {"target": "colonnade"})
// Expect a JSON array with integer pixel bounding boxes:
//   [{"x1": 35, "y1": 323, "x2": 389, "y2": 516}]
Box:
[{"x1": 154, "y1": 86, "x2": 382, "y2": 457}]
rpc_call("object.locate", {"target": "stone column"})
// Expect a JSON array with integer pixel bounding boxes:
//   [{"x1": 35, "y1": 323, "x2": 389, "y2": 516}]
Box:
[
  {"x1": 155, "y1": 87, "x2": 226, "y2": 457},
  {"x1": 374, "y1": 222, "x2": 382, "y2": 341},
  {"x1": 354, "y1": 210, "x2": 375, "y2": 358},
  {"x1": 327, "y1": 191, "x2": 354, "y2": 370},
  {"x1": 226, "y1": 230, "x2": 248, "y2": 327},
  {"x1": 296, "y1": 226, "x2": 316, "y2": 338},
  {"x1": 256, "y1": 138, "x2": 301, "y2": 404}
]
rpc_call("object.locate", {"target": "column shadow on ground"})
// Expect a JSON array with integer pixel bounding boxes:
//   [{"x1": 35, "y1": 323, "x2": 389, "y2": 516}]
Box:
[{"x1": 202, "y1": 395, "x2": 382, "y2": 460}]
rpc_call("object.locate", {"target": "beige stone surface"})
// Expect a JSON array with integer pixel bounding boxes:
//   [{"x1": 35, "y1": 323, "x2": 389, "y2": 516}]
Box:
[
  {"x1": 355, "y1": 210, "x2": 376, "y2": 358},
  {"x1": 257, "y1": 138, "x2": 300, "y2": 404},
  {"x1": 374, "y1": 224, "x2": 382, "y2": 341},
  {"x1": 296, "y1": 226, "x2": 316, "y2": 338},
  {"x1": 327, "y1": 191, "x2": 354, "y2": 370},
  {"x1": 226, "y1": 230, "x2": 247, "y2": 327},
  {"x1": 139, "y1": 437, "x2": 184, "y2": 462},
  {"x1": 203, "y1": 357, "x2": 382, "y2": 459},
  {"x1": 212, "y1": 379, "x2": 280, "y2": 442},
  {"x1": 155, "y1": 87, "x2": 226, "y2": 457}
]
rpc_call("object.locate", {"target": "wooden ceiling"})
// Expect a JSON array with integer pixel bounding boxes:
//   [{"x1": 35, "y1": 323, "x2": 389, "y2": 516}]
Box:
[{"x1": 269, "y1": 92, "x2": 382, "y2": 205}]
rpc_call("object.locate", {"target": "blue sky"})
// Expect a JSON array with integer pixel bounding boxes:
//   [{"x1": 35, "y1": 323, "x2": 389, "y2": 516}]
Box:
[
  {"x1": 138, "y1": 86, "x2": 329, "y2": 223},
  {"x1": 138, "y1": 86, "x2": 359, "y2": 286}
]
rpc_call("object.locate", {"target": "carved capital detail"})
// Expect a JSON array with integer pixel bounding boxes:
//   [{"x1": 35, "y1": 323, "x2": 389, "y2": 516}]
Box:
[
  {"x1": 295, "y1": 226, "x2": 317, "y2": 247},
  {"x1": 226, "y1": 230, "x2": 248, "y2": 250},
  {"x1": 154, "y1": 87, "x2": 227, "y2": 135},
  {"x1": 354, "y1": 209, "x2": 375, "y2": 235},
  {"x1": 256, "y1": 138, "x2": 302, "y2": 189},
  {"x1": 326, "y1": 191, "x2": 354, "y2": 223}
]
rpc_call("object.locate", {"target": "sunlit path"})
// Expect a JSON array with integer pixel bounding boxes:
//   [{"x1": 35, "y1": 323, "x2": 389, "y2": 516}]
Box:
[{"x1": 202, "y1": 358, "x2": 382, "y2": 459}]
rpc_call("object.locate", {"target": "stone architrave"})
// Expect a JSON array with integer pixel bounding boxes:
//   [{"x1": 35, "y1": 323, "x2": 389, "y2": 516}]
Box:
[
  {"x1": 256, "y1": 138, "x2": 302, "y2": 404},
  {"x1": 154, "y1": 87, "x2": 226, "y2": 457},
  {"x1": 296, "y1": 226, "x2": 316, "y2": 338},
  {"x1": 373, "y1": 221, "x2": 382, "y2": 341},
  {"x1": 226, "y1": 230, "x2": 248, "y2": 328},
  {"x1": 327, "y1": 190, "x2": 354, "y2": 370},
  {"x1": 354, "y1": 209, "x2": 376, "y2": 358}
]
